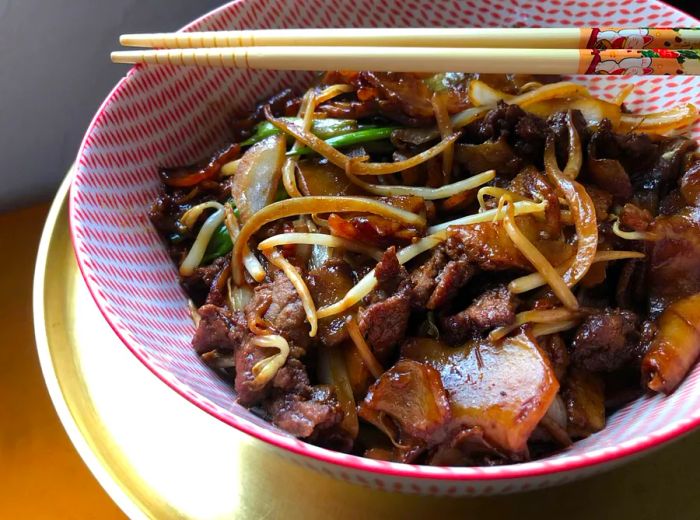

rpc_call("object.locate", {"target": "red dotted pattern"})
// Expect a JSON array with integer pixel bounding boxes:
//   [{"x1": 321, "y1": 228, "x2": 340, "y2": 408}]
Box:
[{"x1": 70, "y1": 0, "x2": 700, "y2": 496}]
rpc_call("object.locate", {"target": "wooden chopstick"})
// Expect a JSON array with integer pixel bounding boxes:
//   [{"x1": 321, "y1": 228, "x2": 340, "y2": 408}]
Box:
[
  {"x1": 111, "y1": 46, "x2": 700, "y2": 76},
  {"x1": 120, "y1": 27, "x2": 700, "y2": 50}
]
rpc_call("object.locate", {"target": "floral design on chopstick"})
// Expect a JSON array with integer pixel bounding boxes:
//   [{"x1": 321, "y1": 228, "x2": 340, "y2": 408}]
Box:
[
  {"x1": 582, "y1": 49, "x2": 700, "y2": 75},
  {"x1": 587, "y1": 27, "x2": 700, "y2": 50}
]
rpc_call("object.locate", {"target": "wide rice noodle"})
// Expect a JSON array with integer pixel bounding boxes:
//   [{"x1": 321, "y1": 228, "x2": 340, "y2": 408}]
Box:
[{"x1": 232, "y1": 196, "x2": 425, "y2": 284}]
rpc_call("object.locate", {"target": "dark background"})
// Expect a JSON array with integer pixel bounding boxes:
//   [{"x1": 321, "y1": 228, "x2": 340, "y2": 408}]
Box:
[{"x1": 0, "y1": 1, "x2": 697, "y2": 211}]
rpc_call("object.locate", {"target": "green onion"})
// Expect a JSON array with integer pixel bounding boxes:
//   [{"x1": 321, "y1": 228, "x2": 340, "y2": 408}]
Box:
[
  {"x1": 289, "y1": 126, "x2": 399, "y2": 156},
  {"x1": 201, "y1": 224, "x2": 232, "y2": 264},
  {"x1": 242, "y1": 118, "x2": 358, "y2": 146}
]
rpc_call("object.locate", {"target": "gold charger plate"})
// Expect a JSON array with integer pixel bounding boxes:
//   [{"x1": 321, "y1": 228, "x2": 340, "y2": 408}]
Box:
[{"x1": 34, "y1": 172, "x2": 700, "y2": 519}]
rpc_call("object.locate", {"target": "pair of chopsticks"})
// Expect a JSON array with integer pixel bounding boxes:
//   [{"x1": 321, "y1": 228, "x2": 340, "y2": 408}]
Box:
[{"x1": 112, "y1": 27, "x2": 700, "y2": 76}]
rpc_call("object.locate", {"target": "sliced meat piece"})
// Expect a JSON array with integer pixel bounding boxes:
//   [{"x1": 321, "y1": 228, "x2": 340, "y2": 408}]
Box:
[
  {"x1": 358, "y1": 247, "x2": 413, "y2": 360},
  {"x1": 409, "y1": 245, "x2": 475, "y2": 310},
  {"x1": 192, "y1": 304, "x2": 247, "y2": 354},
  {"x1": 584, "y1": 184, "x2": 613, "y2": 221},
  {"x1": 358, "y1": 289, "x2": 412, "y2": 361},
  {"x1": 619, "y1": 203, "x2": 653, "y2": 232},
  {"x1": 570, "y1": 309, "x2": 640, "y2": 372},
  {"x1": 680, "y1": 160, "x2": 700, "y2": 206},
  {"x1": 426, "y1": 259, "x2": 475, "y2": 310},
  {"x1": 266, "y1": 386, "x2": 343, "y2": 439},
  {"x1": 234, "y1": 336, "x2": 269, "y2": 406},
  {"x1": 440, "y1": 286, "x2": 518, "y2": 344},
  {"x1": 446, "y1": 222, "x2": 531, "y2": 272},
  {"x1": 181, "y1": 256, "x2": 229, "y2": 306},
  {"x1": 410, "y1": 246, "x2": 448, "y2": 306},
  {"x1": 562, "y1": 368, "x2": 605, "y2": 439},
  {"x1": 245, "y1": 269, "x2": 309, "y2": 349},
  {"x1": 648, "y1": 208, "x2": 700, "y2": 315}
]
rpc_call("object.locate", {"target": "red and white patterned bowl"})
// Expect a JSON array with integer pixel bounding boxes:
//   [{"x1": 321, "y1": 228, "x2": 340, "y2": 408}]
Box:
[{"x1": 70, "y1": 0, "x2": 700, "y2": 496}]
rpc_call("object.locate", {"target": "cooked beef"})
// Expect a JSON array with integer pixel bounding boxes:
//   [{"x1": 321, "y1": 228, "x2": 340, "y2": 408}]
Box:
[
  {"x1": 619, "y1": 203, "x2": 653, "y2": 232},
  {"x1": 571, "y1": 309, "x2": 640, "y2": 372},
  {"x1": 509, "y1": 167, "x2": 562, "y2": 237},
  {"x1": 192, "y1": 304, "x2": 247, "y2": 354},
  {"x1": 440, "y1": 286, "x2": 518, "y2": 344},
  {"x1": 234, "y1": 336, "x2": 269, "y2": 406},
  {"x1": 359, "y1": 247, "x2": 412, "y2": 360},
  {"x1": 648, "y1": 208, "x2": 700, "y2": 315},
  {"x1": 585, "y1": 184, "x2": 614, "y2": 221},
  {"x1": 477, "y1": 102, "x2": 527, "y2": 142},
  {"x1": 181, "y1": 257, "x2": 230, "y2": 307},
  {"x1": 245, "y1": 269, "x2": 310, "y2": 349},
  {"x1": 681, "y1": 160, "x2": 700, "y2": 206},
  {"x1": 539, "y1": 333, "x2": 570, "y2": 382},
  {"x1": 409, "y1": 245, "x2": 475, "y2": 310},
  {"x1": 265, "y1": 386, "x2": 343, "y2": 438},
  {"x1": 547, "y1": 109, "x2": 589, "y2": 162}
]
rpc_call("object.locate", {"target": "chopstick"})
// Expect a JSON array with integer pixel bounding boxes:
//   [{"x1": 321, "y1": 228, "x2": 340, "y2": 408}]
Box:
[
  {"x1": 120, "y1": 27, "x2": 700, "y2": 50},
  {"x1": 111, "y1": 46, "x2": 700, "y2": 76}
]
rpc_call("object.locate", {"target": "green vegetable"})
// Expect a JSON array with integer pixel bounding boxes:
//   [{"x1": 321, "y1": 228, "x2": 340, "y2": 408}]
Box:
[
  {"x1": 289, "y1": 126, "x2": 399, "y2": 156},
  {"x1": 424, "y1": 72, "x2": 470, "y2": 93},
  {"x1": 242, "y1": 118, "x2": 358, "y2": 146},
  {"x1": 202, "y1": 223, "x2": 233, "y2": 264}
]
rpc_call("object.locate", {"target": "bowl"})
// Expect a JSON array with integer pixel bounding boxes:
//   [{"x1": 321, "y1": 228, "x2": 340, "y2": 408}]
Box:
[{"x1": 69, "y1": 0, "x2": 700, "y2": 495}]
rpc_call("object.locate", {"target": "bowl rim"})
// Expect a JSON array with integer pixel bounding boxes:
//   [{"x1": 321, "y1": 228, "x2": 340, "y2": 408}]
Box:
[{"x1": 69, "y1": 0, "x2": 700, "y2": 482}]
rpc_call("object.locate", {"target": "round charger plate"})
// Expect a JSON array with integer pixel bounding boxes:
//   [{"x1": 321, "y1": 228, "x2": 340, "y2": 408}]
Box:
[{"x1": 35, "y1": 170, "x2": 700, "y2": 519}]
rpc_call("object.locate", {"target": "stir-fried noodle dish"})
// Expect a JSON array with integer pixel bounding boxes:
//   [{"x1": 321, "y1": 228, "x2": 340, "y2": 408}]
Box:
[{"x1": 150, "y1": 72, "x2": 700, "y2": 465}]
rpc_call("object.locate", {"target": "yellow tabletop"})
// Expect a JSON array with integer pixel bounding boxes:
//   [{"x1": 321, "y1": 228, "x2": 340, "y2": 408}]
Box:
[
  {"x1": 4, "y1": 199, "x2": 700, "y2": 519},
  {"x1": 0, "y1": 203, "x2": 123, "y2": 519}
]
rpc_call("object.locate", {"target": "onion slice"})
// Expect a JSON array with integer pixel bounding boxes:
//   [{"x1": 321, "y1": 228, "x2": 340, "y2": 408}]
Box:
[
  {"x1": 619, "y1": 103, "x2": 697, "y2": 134},
  {"x1": 543, "y1": 115, "x2": 597, "y2": 288},
  {"x1": 232, "y1": 196, "x2": 425, "y2": 284},
  {"x1": 258, "y1": 232, "x2": 383, "y2": 261},
  {"x1": 501, "y1": 196, "x2": 578, "y2": 310},
  {"x1": 468, "y1": 80, "x2": 514, "y2": 107}
]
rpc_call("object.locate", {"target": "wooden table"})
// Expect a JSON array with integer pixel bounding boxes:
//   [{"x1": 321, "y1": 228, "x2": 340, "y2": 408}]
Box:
[{"x1": 3, "y1": 200, "x2": 700, "y2": 519}]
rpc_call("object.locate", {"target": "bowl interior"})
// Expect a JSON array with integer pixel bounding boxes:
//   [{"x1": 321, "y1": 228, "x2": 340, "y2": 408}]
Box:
[{"x1": 70, "y1": 0, "x2": 700, "y2": 484}]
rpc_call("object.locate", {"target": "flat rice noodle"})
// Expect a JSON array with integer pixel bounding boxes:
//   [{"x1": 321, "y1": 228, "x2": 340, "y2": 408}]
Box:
[
  {"x1": 562, "y1": 368, "x2": 606, "y2": 439},
  {"x1": 454, "y1": 138, "x2": 523, "y2": 177},
  {"x1": 296, "y1": 159, "x2": 365, "y2": 196},
  {"x1": 358, "y1": 359, "x2": 451, "y2": 445},
  {"x1": 342, "y1": 343, "x2": 372, "y2": 400},
  {"x1": 231, "y1": 135, "x2": 286, "y2": 222},
  {"x1": 306, "y1": 259, "x2": 355, "y2": 347},
  {"x1": 402, "y1": 333, "x2": 559, "y2": 455},
  {"x1": 642, "y1": 293, "x2": 700, "y2": 394},
  {"x1": 318, "y1": 343, "x2": 359, "y2": 439}
]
